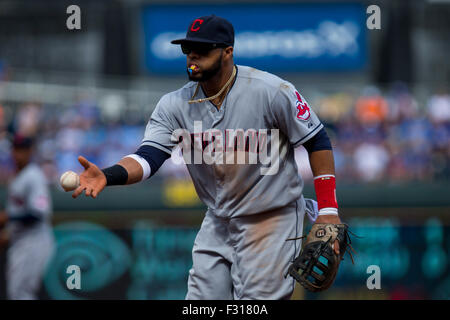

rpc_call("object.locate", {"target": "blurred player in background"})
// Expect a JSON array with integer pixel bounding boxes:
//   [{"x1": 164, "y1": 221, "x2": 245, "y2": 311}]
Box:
[{"x1": 0, "y1": 134, "x2": 54, "y2": 300}]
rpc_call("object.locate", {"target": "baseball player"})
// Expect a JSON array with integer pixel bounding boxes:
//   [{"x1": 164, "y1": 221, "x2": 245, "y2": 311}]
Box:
[
  {"x1": 70, "y1": 15, "x2": 344, "y2": 299},
  {"x1": 0, "y1": 135, "x2": 55, "y2": 300}
]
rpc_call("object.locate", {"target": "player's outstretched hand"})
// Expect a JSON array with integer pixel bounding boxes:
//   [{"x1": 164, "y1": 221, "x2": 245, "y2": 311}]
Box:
[
  {"x1": 72, "y1": 156, "x2": 107, "y2": 199},
  {"x1": 314, "y1": 214, "x2": 342, "y2": 255}
]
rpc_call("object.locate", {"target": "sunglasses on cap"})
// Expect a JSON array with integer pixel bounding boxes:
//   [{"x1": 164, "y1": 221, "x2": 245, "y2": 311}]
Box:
[{"x1": 181, "y1": 43, "x2": 228, "y2": 55}]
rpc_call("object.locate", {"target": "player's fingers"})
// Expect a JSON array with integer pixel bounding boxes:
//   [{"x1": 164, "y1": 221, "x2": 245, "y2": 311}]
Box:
[
  {"x1": 72, "y1": 185, "x2": 86, "y2": 198},
  {"x1": 78, "y1": 156, "x2": 91, "y2": 170},
  {"x1": 334, "y1": 240, "x2": 340, "y2": 255},
  {"x1": 85, "y1": 187, "x2": 92, "y2": 197},
  {"x1": 92, "y1": 186, "x2": 102, "y2": 199}
]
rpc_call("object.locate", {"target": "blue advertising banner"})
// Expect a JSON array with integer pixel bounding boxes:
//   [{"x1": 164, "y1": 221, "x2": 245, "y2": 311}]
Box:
[{"x1": 141, "y1": 3, "x2": 367, "y2": 74}]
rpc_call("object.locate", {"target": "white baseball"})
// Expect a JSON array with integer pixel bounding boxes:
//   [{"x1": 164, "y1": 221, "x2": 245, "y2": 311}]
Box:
[{"x1": 60, "y1": 171, "x2": 80, "y2": 191}]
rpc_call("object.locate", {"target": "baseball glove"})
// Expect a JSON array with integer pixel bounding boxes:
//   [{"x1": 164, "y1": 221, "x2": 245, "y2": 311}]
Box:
[{"x1": 286, "y1": 223, "x2": 354, "y2": 292}]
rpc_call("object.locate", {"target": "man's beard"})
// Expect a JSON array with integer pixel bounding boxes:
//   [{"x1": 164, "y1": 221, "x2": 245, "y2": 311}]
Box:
[{"x1": 187, "y1": 51, "x2": 223, "y2": 82}]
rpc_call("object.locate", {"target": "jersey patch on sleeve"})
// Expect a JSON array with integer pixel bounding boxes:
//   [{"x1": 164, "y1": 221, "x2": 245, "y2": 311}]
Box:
[
  {"x1": 295, "y1": 91, "x2": 311, "y2": 121},
  {"x1": 33, "y1": 195, "x2": 50, "y2": 212}
]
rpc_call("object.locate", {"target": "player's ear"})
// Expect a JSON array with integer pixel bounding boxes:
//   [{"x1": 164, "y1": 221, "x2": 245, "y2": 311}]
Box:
[{"x1": 224, "y1": 46, "x2": 233, "y2": 60}]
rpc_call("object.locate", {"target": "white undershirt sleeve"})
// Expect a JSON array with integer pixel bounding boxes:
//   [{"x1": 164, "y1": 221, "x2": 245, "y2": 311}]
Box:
[{"x1": 124, "y1": 154, "x2": 151, "y2": 181}]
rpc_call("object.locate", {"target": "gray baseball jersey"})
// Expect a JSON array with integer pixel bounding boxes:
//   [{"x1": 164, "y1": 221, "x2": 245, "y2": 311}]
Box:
[
  {"x1": 142, "y1": 65, "x2": 323, "y2": 218},
  {"x1": 5, "y1": 163, "x2": 54, "y2": 299},
  {"x1": 141, "y1": 65, "x2": 324, "y2": 299}
]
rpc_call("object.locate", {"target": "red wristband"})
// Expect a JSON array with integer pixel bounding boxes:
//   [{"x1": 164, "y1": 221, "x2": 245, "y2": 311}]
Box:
[{"x1": 314, "y1": 175, "x2": 338, "y2": 211}]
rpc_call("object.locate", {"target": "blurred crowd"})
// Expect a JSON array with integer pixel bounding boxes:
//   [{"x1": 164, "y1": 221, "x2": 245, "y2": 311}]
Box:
[
  {"x1": 0, "y1": 82, "x2": 449, "y2": 185},
  {"x1": 296, "y1": 83, "x2": 450, "y2": 183}
]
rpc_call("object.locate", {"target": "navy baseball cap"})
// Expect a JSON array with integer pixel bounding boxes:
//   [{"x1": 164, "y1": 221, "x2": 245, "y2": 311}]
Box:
[{"x1": 171, "y1": 15, "x2": 234, "y2": 47}]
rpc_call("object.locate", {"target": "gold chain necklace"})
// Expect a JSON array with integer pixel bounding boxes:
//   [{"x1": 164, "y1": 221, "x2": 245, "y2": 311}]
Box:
[
  {"x1": 215, "y1": 81, "x2": 232, "y2": 108},
  {"x1": 188, "y1": 66, "x2": 237, "y2": 104}
]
